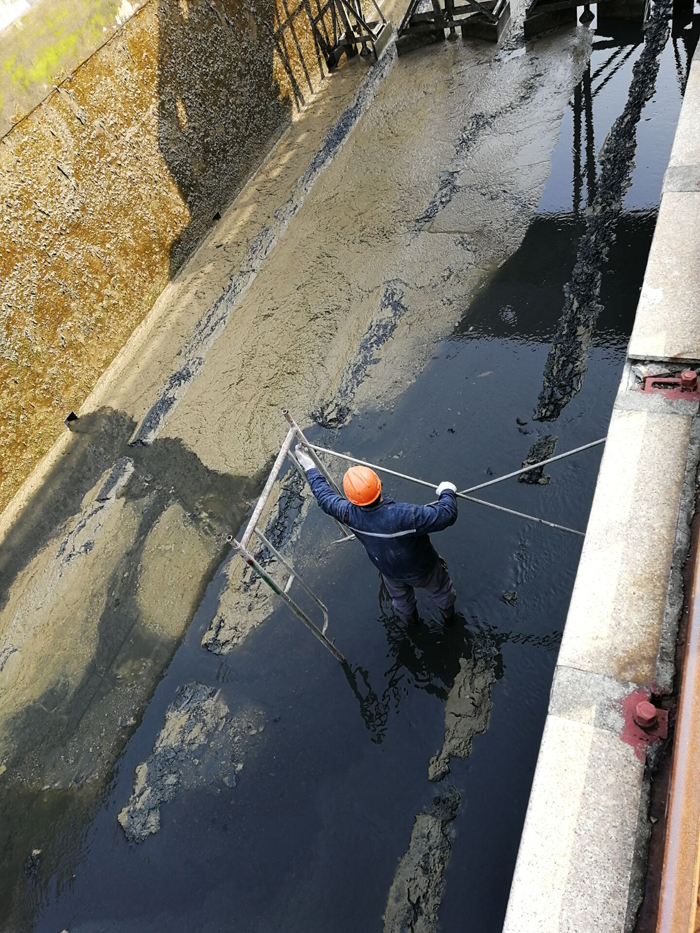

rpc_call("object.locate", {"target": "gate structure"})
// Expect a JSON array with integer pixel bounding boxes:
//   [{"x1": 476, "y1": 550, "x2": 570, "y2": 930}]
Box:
[
  {"x1": 523, "y1": 0, "x2": 647, "y2": 36},
  {"x1": 314, "y1": 0, "x2": 393, "y2": 68},
  {"x1": 397, "y1": 0, "x2": 511, "y2": 52}
]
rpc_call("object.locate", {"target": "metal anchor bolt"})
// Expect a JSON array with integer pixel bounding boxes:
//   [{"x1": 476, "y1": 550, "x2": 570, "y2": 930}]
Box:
[{"x1": 634, "y1": 700, "x2": 658, "y2": 730}]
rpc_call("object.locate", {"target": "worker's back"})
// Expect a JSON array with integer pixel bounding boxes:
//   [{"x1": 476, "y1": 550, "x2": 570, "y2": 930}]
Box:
[{"x1": 306, "y1": 470, "x2": 458, "y2": 583}]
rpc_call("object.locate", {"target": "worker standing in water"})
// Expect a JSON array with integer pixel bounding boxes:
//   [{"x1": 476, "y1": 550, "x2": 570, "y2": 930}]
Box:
[{"x1": 294, "y1": 447, "x2": 459, "y2": 622}]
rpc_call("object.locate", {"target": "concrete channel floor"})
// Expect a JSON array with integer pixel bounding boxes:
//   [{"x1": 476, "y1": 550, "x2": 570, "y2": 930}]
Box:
[
  {"x1": 0, "y1": 17, "x2": 592, "y2": 925},
  {"x1": 1, "y1": 4, "x2": 688, "y2": 931},
  {"x1": 0, "y1": 2, "x2": 590, "y2": 805}
]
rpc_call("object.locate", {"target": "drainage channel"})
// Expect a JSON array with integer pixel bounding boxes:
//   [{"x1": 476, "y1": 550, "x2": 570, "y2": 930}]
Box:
[{"x1": 13, "y1": 15, "x2": 696, "y2": 933}]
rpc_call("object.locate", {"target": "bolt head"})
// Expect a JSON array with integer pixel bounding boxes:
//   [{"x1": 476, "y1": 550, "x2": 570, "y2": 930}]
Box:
[
  {"x1": 680, "y1": 370, "x2": 698, "y2": 390},
  {"x1": 634, "y1": 700, "x2": 658, "y2": 729}
]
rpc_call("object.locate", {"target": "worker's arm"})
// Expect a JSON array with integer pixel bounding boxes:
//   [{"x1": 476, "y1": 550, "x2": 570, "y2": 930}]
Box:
[
  {"x1": 413, "y1": 486, "x2": 458, "y2": 534},
  {"x1": 305, "y1": 469, "x2": 350, "y2": 523},
  {"x1": 294, "y1": 446, "x2": 349, "y2": 523}
]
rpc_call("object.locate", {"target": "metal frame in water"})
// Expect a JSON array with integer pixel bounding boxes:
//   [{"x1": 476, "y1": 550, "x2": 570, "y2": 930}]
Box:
[{"x1": 228, "y1": 410, "x2": 607, "y2": 666}]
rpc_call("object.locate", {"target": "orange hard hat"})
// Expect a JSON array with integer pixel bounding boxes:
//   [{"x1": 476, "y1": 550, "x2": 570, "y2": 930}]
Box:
[{"x1": 343, "y1": 465, "x2": 381, "y2": 506}]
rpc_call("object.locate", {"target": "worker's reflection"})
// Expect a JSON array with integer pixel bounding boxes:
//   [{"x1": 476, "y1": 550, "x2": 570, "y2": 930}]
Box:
[
  {"x1": 343, "y1": 580, "x2": 560, "y2": 750},
  {"x1": 343, "y1": 582, "x2": 500, "y2": 745},
  {"x1": 377, "y1": 581, "x2": 488, "y2": 706},
  {"x1": 342, "y1": 662, "x2": 388, "y2": 744}
]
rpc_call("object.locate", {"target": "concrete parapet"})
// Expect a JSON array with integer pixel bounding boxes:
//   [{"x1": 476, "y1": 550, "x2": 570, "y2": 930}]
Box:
[
  {"x1": 505, "y1": 35, "x2": 700, "y2": 933},
  {"x1": 505, "y1": 703, "x2": 644, "y2": 932},
  {"x1": 557, "y1": 406, "x2": 692, "y2": 686},
  {"x1": 504, "y1": 401, "x2": 697, "y2": 933},
  {"x1": 628, "y1": 45, "x2": 700, "y2": 363},
  {"x1": 628, "y1": 192, "x2": 700, "y2": 361}
]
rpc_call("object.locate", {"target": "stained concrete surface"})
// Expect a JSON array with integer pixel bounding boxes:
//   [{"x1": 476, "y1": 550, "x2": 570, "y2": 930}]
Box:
[
  {"x1": 0, "y1": 0, "x2": 335, "y2": 514},
  {"x1": 0, "y1": 3, "x2": 689, "y2": 931},
  {"x1": 557, "y1": 407, "x2": 692, "y2": 685}
]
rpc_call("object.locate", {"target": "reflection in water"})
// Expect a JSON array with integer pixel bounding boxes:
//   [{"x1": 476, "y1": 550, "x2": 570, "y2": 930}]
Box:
[
  {"x1": 378, "y1": 583, "x2": 484, "y2": 706},
  {"x1": 344, "y1": 579, "x2": 561, "y2": 750},
  {"x1": 535, "y1": 1, "x2": 671, "y2": 422},
  {"x1": 342, "y1": 662, "x2": 389, "y2": 744}
]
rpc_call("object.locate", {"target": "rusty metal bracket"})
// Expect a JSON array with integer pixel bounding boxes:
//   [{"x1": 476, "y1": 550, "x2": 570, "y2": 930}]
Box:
[{"x1": 639, "y1": 368, "x2": 700, "y2": 401}]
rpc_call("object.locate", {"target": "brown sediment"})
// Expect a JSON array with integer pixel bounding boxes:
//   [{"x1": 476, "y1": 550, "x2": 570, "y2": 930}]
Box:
[{"x1": 383, "y1": 786, "x2": 460, "y2": 933}]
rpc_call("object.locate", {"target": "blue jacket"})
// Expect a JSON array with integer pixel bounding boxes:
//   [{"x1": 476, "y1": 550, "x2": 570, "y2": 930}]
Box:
[{"x1": 307, "y1": 469, "x2": 458, "y2": 583}]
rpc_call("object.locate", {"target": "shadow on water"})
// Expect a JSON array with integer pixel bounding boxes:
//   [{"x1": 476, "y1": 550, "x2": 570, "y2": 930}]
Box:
[{"x1": 0, "y1": 414, "x2": 262, "y2": 932}]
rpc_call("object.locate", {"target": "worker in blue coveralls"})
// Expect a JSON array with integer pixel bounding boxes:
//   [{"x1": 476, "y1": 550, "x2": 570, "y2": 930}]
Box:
[{"x1": 295, "y1": 446, "x2": 459, "y2": 622}]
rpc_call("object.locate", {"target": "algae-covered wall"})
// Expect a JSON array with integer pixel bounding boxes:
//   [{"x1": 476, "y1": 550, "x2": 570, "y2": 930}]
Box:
[{"x1": 0, "y1": 0, "x2": 334, "y2": 513}]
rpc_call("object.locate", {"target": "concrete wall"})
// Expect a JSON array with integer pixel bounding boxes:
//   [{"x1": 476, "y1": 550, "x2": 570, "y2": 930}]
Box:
[{"x1": 0, "y1": 0, "x2": 335, "y2": 514}]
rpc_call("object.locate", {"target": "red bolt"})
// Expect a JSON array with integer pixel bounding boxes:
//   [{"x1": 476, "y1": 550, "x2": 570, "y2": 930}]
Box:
[
  {"x1": 680, "y1": 370, "x2": 698, "y2": 391},
  {"x1": 634, "y1": 700, "x2": 658, "y2": 730}
]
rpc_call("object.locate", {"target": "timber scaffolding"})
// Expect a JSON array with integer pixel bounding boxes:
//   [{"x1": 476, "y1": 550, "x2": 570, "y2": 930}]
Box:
[{"x1": 228, "y1": 411, "x2": 605, "y2": 665}]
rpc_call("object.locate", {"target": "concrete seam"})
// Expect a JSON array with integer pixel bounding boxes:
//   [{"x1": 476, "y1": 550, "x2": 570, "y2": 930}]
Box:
[
  {"x1": 623, "y1": 772, "x2": 653, "y2": 933},
  {"x1": 654, "y1": 412, "x2": 700, "y2": 694}
]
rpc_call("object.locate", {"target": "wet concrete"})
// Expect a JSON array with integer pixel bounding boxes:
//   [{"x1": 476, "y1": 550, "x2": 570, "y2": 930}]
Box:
[{"x1": 0, "y1": 5, "x2": 694, "y2": 932}]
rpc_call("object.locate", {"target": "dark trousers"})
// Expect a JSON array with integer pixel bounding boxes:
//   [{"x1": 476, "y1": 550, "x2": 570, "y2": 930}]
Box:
[{"x1": 382, "y1": 557, "x2": 456, "y2": 616}]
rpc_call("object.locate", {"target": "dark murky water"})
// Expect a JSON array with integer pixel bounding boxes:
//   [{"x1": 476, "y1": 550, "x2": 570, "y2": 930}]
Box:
[{"x1": 17, "y1": 11, "x2": 700, "y2": 933}]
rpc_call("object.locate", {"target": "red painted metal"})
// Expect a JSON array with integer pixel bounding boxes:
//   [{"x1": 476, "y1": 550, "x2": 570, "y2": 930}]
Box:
[
  {"x1": 681, "y1": 370, "x2": 698, "y2": 391},
  {"x1": 620, "y1": 688, "x2": 668, "y2": 761},
  {"x1": 635, "y1": 700, "x2": 659, "y2": 729},
  {"x1": 655, "y1": 506, "x2": 700, "y2": 933},
  {"x1": 640, "y1": 369, "x2": 700, "y2": 400}
]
